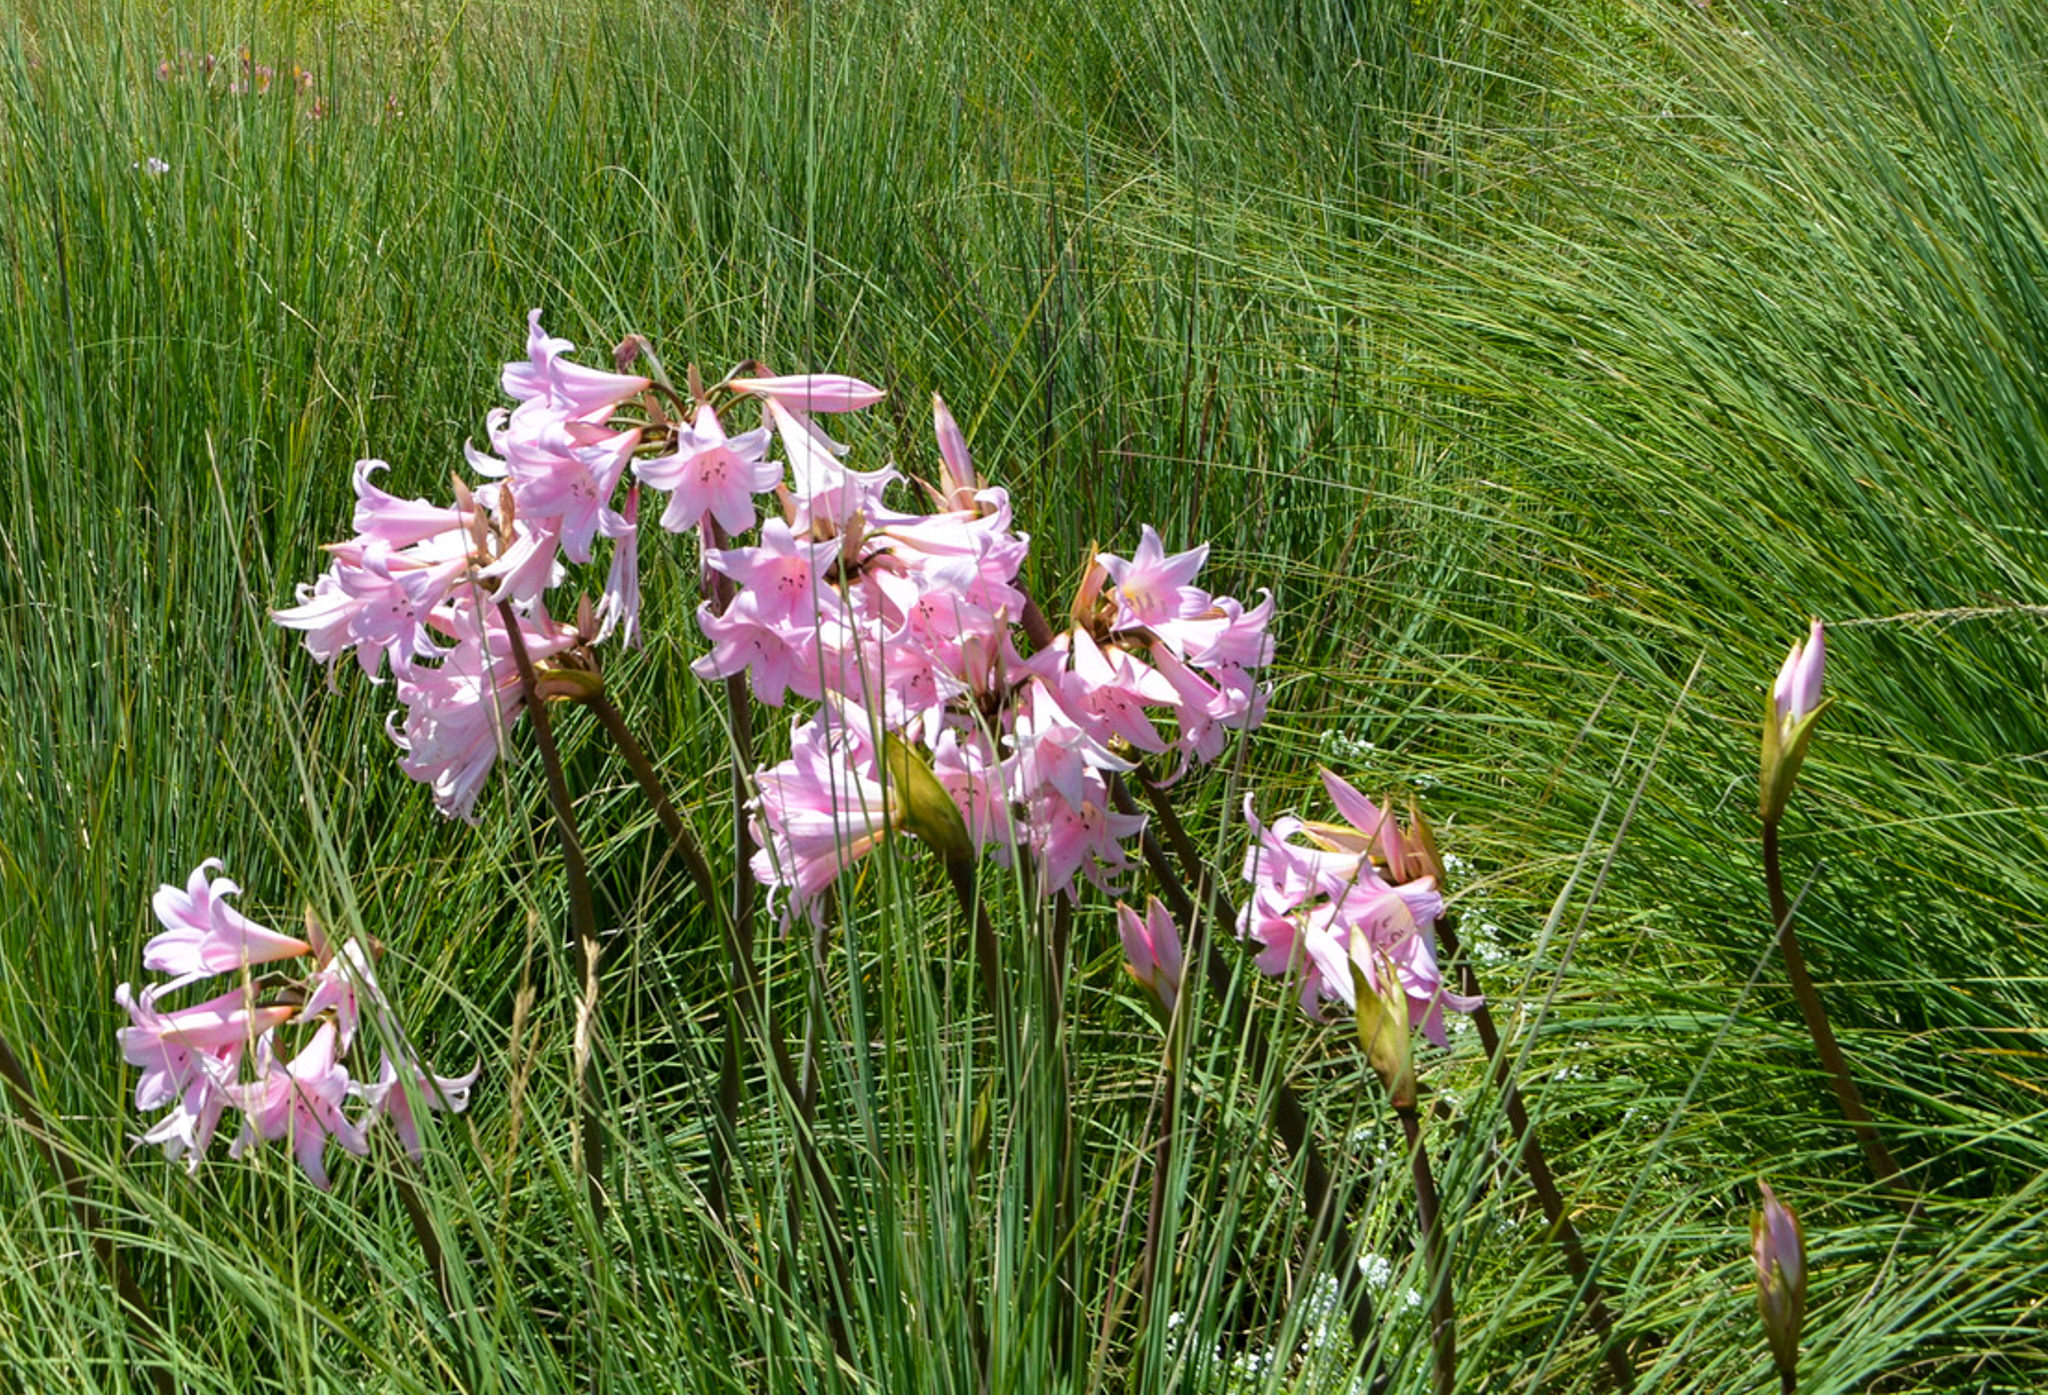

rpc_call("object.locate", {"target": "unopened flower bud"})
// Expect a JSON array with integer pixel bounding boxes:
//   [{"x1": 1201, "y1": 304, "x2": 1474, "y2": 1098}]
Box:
[
  {"x1": 881, "y1": 733, "x2": 972, "y2": 863},
  {"x1": 932, "y1": 393, "x2": 981, "y2": 512},
  {"x1": 1753, "y1": 1181, "x2": 1806, "y2": 1386},
  {"x1": 1351, "y1": 954, "x2": 1415, "y2": 1109},
  {"x1": 1761, "y1": 619, "x2": 1830, "y2": 824},
  {"x1": 1116, "y1": 897, "x2": 1185, "y2": 1029}
]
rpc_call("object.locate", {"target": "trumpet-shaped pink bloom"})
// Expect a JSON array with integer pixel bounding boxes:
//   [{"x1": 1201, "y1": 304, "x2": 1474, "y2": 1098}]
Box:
[
  {"x1": 704, "y1": 519, "x2": 843, "y2": 627},
  {"x1": 1028, "y1": 781, "x2": 1146, "y2": 901},
  {"x1": 271, "y1": 545, "x2": 466, "y2": 680},
  {"x1": 117, "y1": 981, "x2": 293, "y2": 1112},
  {"x1": 1098, "y1": 526, "x2": 1213, "y2": 632},
  {"x1": 233, "y1": 1022, "x2": 369, "y2": 1190},
  {"x1": 144, "y1": 860, "x2": 312, "y2": 977},
  {"x1": 349, "y1": 460, "x2": 475, "y2": 549},
  {"x1": 1117, "y1": 897, "x2": 1185, "y2": 1019},
  {"x1": 1050, "y1": 630, "x2": 1178, "y2": 754},
  {"x1": 1006, "y1": 678, "x2": 1133, "y2": 815},
  {"x1": 1240, "y1": 784, "x2": 1477, "y2": 1043},
  {"x1": 768, "y1": 399, "x2": 910, "y2": 531},
  {"x1": 750, "y1": 715, "x2": 903, "y2": 922},
  {"x1": 357, "y1": 1052, "x2": 479, "y2": 1159},
  {"x1": 503, "y1": 309, "x2": 651, "y2": 416},
  {"x1": 492, "y1": 409, "x2": 639, "y2": 565},
  {"x1": 389, "y1": 601, "x2": 575, "y2": 821},
  {"x1": 636, "y1": 404, "x2": 779, "y2": 535}
]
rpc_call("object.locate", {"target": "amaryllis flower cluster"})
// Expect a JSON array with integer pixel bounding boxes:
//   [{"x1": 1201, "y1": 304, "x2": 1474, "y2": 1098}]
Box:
[
  {"x1": 695, "y1": 391, "x2": 1276, "y2": 919},
  {"x1": 273, "y1": 309, "x2": 1275, "y2": 914},
  {"x1": 274, "y1": 312, "x2": 670, "y2": 820},
  {"x1": 116, "y1": 859, "x2": 474, "y2": 1188},
  {"x1": 1241, "y1": 771, "x2": 1480, "y2": 1043}
]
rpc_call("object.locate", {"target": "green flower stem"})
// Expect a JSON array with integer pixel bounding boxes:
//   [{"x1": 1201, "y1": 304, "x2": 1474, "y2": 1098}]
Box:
[
  {"x1": 705, "y1": 521, "x2": 759, "y2": 1213},
  {"x1": 1437, "y1": 911, "x2": 1634, "y2": 1390},
  {"x1": 0, "y1": 1029, "x2": 174, "y2": 1395},
  {"x1": 1397, "y1": 1104, "x2": 1455, "y2": 1395},
  {"x1": 1136, "y1": 1038, "x2": 1179, "y2": 1352},
  {"x1": 943, "y1": 854, "x2": 1012, "y2": 1043},
  {"x1": 496, "y1": 600, "x2": 607, "y2": 1238},
  {"x1": 1762, "y1": 818, "x2": 1902, "y2": 1190},
  {"x1": 1117, "y1": 774, "x2": 1381, "y2": 1347},
  {"x1": 584, "y1": 687, "x2": 855, "y2": 1363}
]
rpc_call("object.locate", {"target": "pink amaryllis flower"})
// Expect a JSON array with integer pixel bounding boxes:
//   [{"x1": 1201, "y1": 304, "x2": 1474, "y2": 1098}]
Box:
[
  {"x1": 231, "y1": 1021, "x2": 369, "y2": 1190},
  {"x1": 389, "y1": 600, "x2": 576, "y2": 822},
  {"x1": 143, "y1": 860, "x2": 312, "y2": 977},
  {"x1": 1239, "y1": 782, "x2": 1478, "y2": 1044},
  {"x1": 117, "y1": 982, "x2": 293, "y2": 1170},
  {"x1": 594, "y1": 485, "x2": 642, "y2": 649},
  {"x1": 502, "y1": 308, "x2": 651, "y2": 416},
  {"x1": 1117, "y1": 896, "x2": 1185, "y2": 1022},
  {"x1": 750, "y1": 713, "x2": 904, "y2": 922},
  {"x1": 116, "y1": 981, "x2": 293, "y2": 1114},
  {"x1": 635, "y1": 403, "x2": 779, "y2": 535},
  {"x1": 356, "y1": 1052, "x2": 479, "y2": 1159},
  {"x1": 1097, "y1": 526, "x2": 1213, "y2": 634}
]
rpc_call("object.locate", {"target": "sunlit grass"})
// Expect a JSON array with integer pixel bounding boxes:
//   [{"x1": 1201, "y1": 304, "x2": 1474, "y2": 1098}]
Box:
[{"x1": 3, "y1": 0, "x2": 2045, "y2": 1388}]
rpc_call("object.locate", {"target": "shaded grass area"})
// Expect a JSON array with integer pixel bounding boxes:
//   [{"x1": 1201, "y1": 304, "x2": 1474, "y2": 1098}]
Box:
[{"x1": 2, "y1": 0, "x2": 2045, "y2": 1389}]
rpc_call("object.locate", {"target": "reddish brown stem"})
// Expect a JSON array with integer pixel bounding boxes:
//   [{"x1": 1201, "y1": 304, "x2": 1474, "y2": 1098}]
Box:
[
  {"x1": 1398, "y1": 1106, "x2": 1455, "y2": 1395},
  {"x1": 1437, "y1": 912, "x2": 1633, "y2": 1389},
  {"x1": 497, "y1": 600, "x2": 607, "y2": 1236},
  {"x1": 1763, "y1": 819, "x2": 1902, "y2": 1190}
]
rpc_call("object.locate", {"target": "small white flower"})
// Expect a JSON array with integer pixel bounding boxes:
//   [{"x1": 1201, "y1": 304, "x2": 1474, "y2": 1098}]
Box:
[{"x1": 134, "y1": 156, "x2": 170, "y2": 175}]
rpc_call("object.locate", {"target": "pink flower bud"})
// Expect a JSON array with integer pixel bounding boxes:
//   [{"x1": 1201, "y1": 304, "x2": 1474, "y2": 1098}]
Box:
[{"x1": 1753, "y1": 1181, "x2": 1806, "y2": 1383}]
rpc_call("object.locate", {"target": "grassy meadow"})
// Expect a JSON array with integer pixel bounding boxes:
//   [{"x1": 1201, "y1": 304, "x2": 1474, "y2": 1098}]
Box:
[{"x1": 3, "y1": 0, "x2": 2047, "y2": 1388}]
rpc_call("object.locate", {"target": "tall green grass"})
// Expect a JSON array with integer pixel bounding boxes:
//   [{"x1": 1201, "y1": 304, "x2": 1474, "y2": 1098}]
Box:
[{"x1": 2, "y1": 0, "x2": 2044, "y2": 1389}]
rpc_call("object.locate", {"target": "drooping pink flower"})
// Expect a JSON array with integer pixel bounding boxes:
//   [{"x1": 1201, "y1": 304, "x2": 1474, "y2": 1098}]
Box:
[
  {"x1": 768, "y1": 399, "x2": 909, "y2": 531},
  {"x1": 750, "y1": 714, "x2": 903, "y2": 922},
  {"x1": 116, "y1": 981, "x2": 292, "y2": 1113},
  {"x1": 389, "y1": 601, "x2": 575, "y2": 821},
  {"x1": 703, "y1": 519, "x2": 843, "y2": 628},
  {"x1": 1046, "y1": 629, "x2": 1178, "y2": 755},
  {"x1": 1028, "y1": 781, "x2": 1146, "y2": 902},
  {"x1": 1005, "y1": 678, "x2": 1133, "y2": 816},
  {"x1": 1239, "y1": 784, "x2": 1477, "y2": 1043},
  {"x1": 270, "y1": 545, "x2": 465, "y2": 681},
  {"x1": 349, "y1": 459, "x2": 475, "y2": 549},
  {"x1": 143, "y1": 860, "x2": 312, "y2": 977},
  {"x1": 356, "y1": 1052, "x2": 479, "y2": 1159},
  {"x1": 492, "y1": 408, "x2": 640, "y2": 564},
  {"x1": 232, "y1": 1021, "x2": 369, "y2": 1190},
  {"x1": 594, "y1": 485, "x2": 642, "y2": 649}
]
